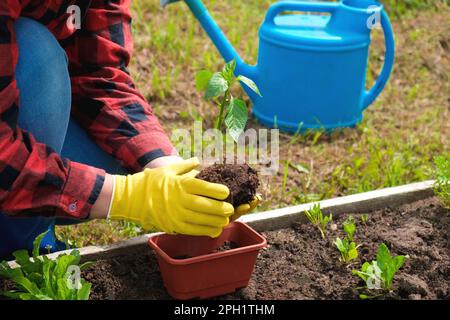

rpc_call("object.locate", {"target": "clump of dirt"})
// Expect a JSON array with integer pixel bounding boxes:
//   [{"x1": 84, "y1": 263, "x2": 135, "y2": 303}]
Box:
[{"x1": 196, "y1": 164, "x2": 259, "y2": 207}]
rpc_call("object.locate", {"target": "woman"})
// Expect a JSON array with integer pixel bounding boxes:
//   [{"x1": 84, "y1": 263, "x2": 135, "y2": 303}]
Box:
[{"x1": 0, "y1": 0, "x2": 256, "y2": 260}]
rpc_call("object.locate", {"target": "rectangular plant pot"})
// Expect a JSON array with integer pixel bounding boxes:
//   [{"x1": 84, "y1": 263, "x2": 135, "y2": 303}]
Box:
[{"x1": 148, "y1": 221, "x2": 267, "y2": 300}]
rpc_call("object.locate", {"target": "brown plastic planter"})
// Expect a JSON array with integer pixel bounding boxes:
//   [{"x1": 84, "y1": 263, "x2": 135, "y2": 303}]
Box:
[{"x1": 148, "y1": 221, "x2": 267, "y2": 300}]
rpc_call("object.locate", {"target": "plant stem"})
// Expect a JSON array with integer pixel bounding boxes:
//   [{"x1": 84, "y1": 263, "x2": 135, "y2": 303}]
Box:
[
  {"x1": 319, "y1": 227, "x2": 326, "y2": 240},
  {"x1": 215, "y1": 89, "x2": 229, "y2": 130}
]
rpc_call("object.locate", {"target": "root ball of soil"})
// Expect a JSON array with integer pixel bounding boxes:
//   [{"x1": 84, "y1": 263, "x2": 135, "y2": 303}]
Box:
[{"x1": 196, "y1": 164, "x2": 259, "y2": 207}]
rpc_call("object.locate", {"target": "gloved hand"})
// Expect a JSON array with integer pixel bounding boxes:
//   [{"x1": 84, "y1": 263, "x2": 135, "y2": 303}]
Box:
[
  {"x1": 108, "y1": 158, "x2": 235, "y2": 238},
  {"x1": 231, "y1": 195, "x2": 262, "y2": 221}
]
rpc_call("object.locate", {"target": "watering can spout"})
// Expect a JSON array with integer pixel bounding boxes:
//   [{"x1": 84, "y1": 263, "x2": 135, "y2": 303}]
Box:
[{"x1": 162, "y1": 0, "x2": 257, "y2": 80}]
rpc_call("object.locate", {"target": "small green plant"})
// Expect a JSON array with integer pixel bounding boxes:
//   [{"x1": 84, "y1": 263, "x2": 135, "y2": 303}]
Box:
[
  {"x1": 196, "y1": 59, "x2": 261, "y2": 141},
  {"x1": 334, "y1": 237, "x2": 360, "y2": 264},
  {"x1": 334, "y1": 215, "x2": 359, "y2": 264},
  {"x1": 304, "y1": 204, "x2": 332, "y2": 239},
  {"x1": 433, "y1": 154, "x2": 450, "y2": 208},
  {"x1": 352, "y1": 243, "x2": 406, "y2": 299},
  {"x1": 342, "y1": 215, "x2": 356, "y2": 242},
  {"x1": 360, "y1": 214, "x2": 369, "y2": 224},
  {"x1": 0, "y1": 232, "x2": 93, "y2": 300}
]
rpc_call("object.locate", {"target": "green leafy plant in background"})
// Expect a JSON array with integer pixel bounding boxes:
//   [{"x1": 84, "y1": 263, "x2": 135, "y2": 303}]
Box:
[
  {"x1": 334, "y1": 237, "x2": 360, "y2": 264},
  {"x1": 360, "y1": 214, "x2": 369, "y2": 224},
  {"x1": 342, "y1": 215, "x2": 356, "y2": 242},
  {"x1": 352, "y1": 243, "x2": 406, "y2": 299},
  {"x1": 304, "y1": 204, "x2": 332, "y2": 239},
  {"x1": 0, "y1": 232, "x2": 93, "y2": 300},
  {"x1": 196, "y1": 59, "x2": 261, "y2": 142},
  {"x1": 334, "y1": 215, "x2": 360, "y2": 264},
  {"x1": 433, "y1": 154, "x2": 450, "y2": 209}
]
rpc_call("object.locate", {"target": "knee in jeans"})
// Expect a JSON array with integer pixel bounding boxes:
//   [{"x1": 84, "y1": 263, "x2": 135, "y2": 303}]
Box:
[
  {"x1": 15, "y1": 18, "x2": 69, "y2": 78},
  {"x1": 14, "y1": 18, "x2": 71, "y2": 152}
]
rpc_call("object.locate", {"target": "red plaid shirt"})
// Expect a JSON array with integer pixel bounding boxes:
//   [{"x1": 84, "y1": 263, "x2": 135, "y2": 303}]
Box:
[{"x1": 0, "y1": 0, "x2": 174, "y2": 219}]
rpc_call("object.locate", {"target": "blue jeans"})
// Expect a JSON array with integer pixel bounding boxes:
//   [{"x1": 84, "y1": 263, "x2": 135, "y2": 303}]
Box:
[{"x1": 0, "y1": 18, "x2": 127, "y2": 260}]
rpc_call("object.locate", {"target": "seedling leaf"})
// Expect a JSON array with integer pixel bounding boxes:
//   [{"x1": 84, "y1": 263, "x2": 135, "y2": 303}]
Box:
[
  {"x1": 77, "y1": 281, "x2": 92, "y2": 300},
  {"x1": 360, "y1": 214, "x2": 369, "y2": 224},
  {"x1": 32, "y1": 231, "x2": 47, "y2": 259},
  {"x1": 225, "y1": 98, "x2": 248, "y2": 142},
  {"x1": 205, "y1": 72, "x2": 228, "y2": 100},
  {"x1": 195, "y1": 70, "x2": 213, "y2": 91},
  {"x1": 222, "y1": 59, "x2": 237, "y2": 83},
  {"x1": 79, "y1": 261, "x2": 95, "y2": 271},
  {"x1": 343, "y1": 215, "x2": 356, "y2": 242},
  {"x1": 237, "y1": 75, "x2": 262, "y2": 97}
]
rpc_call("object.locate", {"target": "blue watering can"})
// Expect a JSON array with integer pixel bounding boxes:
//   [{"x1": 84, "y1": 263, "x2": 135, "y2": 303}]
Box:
[{"x1": 162, "y1": 0, "x2": 395, "y2": 133}]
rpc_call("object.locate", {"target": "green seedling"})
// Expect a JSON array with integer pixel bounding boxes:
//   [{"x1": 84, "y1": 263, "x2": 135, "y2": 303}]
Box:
[
  {"x1": 433, "y1": 154, "x2": 450, "y2": 209},
  {"x1": 360, "y1": 214, "x2": 369, "y2": 224},
  {"x1": 196, "y1": 59, "x2": 261, "y2": 142},
  {"x1": 304, "y1": 204, "x2": 332, "y2": 239},
  {"x1": 334, "y1": 215, "x2": 359, "y2": 264},
  {"x1": 334, "y1": 237, "x2": 360, "y2": 264},
  {"x1": 352, "y1": 243, "x2": 406, "y2": 298},
  {"x1": 334, "y1": 216, "x2": 359, "y2": 264},
  {"x1": 0, "y1": 231, "x2": 93, "y2": 300},
  {"x1": 342, "y1": 215, "x2": 356, "y2": 242}
]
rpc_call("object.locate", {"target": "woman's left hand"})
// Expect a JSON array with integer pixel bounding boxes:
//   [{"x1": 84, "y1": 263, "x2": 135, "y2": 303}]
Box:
[{"x1": 231, "y1": 194, "x2": 262, "y2": 221}]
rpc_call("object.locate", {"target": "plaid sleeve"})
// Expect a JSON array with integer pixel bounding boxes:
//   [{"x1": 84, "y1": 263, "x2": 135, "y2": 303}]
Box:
[
  {"x1": 0, "y1": 1, "x2": 106, "y2": 219},
  {"x1": 64, "y1": 0, "x2": 175, "y2": 173}
]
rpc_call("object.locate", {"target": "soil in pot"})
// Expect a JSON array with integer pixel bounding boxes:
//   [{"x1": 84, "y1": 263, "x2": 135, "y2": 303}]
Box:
[
  {"x1": 196, "y1": 164, "x2": 259, "y2": 207},
  {"x1": 173, "y1": 241, "x2": 240, "y2": 260},
  {"x1": 173, "y1": 241, "x2": 239, "y2": 260},
  {"x1": 214, "y1": 241, "x2": 239, "y2": 252}
]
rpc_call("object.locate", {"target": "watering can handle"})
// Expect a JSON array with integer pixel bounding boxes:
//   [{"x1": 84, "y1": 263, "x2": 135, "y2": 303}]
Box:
[
  {"x1": 362, "y1": 10, "x2": 395, "y2": 110},
  {"x1": 265, "y1": 1, "x2": 339, "y2": 24}
]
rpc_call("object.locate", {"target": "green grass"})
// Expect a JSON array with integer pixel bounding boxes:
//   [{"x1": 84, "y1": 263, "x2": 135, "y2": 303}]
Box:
[
  {"x1": 381, "y1": 0, "x2": 448, "y2": 17},
  {"x1": 434, "y1": 154, "x2": 450, "y2": 208},
  {"x1": 56, "y1": 0, "x2": 449, "y2": 247}
]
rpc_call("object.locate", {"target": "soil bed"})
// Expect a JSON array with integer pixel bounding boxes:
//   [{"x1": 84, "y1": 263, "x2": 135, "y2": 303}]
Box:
[
  {"x1": 197, "y1": 164, "x2": 259, "y2": 207},
  {"x1": 78, "y1": 197, "x2": 449, "y2": 300},
  {"x1": 2, "y1": 197, "x2": 448, "y2": 300}
]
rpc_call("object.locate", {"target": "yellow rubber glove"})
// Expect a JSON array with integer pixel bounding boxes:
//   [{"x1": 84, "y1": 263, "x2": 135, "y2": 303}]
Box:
[
  {"x1": 231, "y1": 194, "x2": 262, "y2": 221},
  {"x1": 108, "y1": 158, "x2": 235, "y2": 238}
]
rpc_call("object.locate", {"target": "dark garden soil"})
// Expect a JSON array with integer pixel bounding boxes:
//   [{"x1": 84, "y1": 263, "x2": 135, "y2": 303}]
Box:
[
  {"x1": 79, "y1": 197, "x2": 449, "y2": 300},
  {"x1": 196, "y1": 164, "x2": 259, "y2": 207},
  {"x1": 1, "y1": 197, "x2": 448, "y2": 300}
]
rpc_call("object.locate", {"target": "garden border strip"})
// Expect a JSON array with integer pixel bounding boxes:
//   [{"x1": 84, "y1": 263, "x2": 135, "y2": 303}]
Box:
[
  {"x1": 7, "y1": 180, "x2": 434, "y2": 267},
  {"x1": 241, "y1": 180, "x2": 435, "y2": 232}
]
